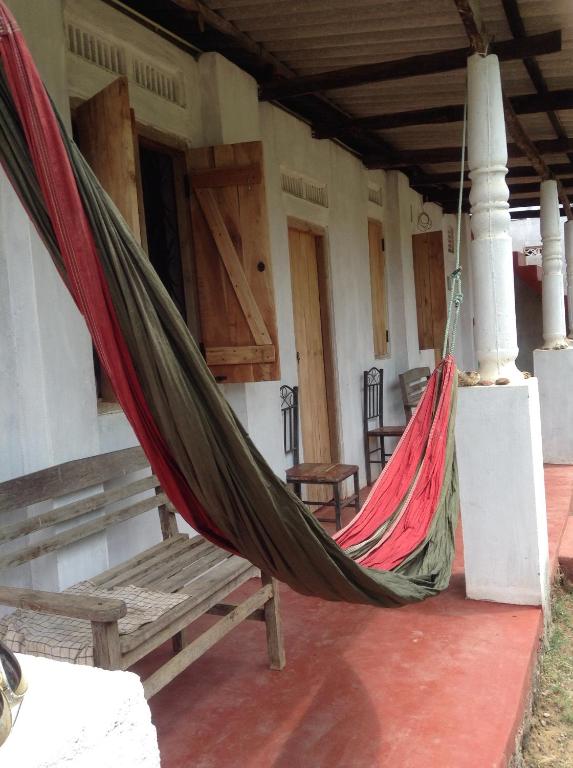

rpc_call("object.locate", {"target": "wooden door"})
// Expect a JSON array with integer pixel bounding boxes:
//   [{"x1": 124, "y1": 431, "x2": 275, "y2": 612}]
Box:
[
  {"x1": 412, "y1": 231, "x2": 447, "y2": 363},
  {"x1": 75, "y1": 76, "x2": 141, "y2": 402},
  {"x1": 288, "y1": 227, "x2": 332, "y2": 502},
  {"x1": 188, "y1": 141, "x2": 280, "y2": 383}
]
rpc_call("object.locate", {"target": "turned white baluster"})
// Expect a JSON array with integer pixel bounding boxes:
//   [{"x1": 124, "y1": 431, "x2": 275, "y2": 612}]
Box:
[
  {"x1": 468, "y1": 53, "x2": 521, "y2": 381},
  {"x1": 565, "y1": 219, "x2": 573, "y2": 339},
  {"x1": 540, "y1": 180, "x2": 568, "y2": 349}
]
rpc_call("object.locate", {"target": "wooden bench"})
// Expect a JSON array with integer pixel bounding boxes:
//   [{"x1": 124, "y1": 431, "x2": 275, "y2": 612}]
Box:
[{"x1": 0, "y1": 447, "x2": 285, "y2": 698}]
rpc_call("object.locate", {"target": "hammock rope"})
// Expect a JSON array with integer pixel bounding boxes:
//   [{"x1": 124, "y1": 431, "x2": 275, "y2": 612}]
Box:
[{"x1": 0, "y1": 3, "x2": 461, "y2": 607}]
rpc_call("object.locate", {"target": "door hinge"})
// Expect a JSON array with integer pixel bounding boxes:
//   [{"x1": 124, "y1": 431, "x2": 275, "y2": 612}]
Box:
[
  {"x1": 183, "y1": 173, "x2": 191, "y2": 199},
  {"x1": 386, "y1": 329, "x2": 390, "y2": 343},
  {"x1": 381, "y1": 238, "x2": 385, "y2": 251}
]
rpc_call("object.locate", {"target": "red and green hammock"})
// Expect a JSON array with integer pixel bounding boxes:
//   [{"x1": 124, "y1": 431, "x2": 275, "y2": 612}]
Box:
[{"x1": 0, "y1": 3, "x2": 459, "y2": 607}]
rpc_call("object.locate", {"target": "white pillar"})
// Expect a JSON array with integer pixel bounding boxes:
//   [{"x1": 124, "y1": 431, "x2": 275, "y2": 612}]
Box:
[
  {"x1": 457, "y1": 54, "x2": 549, "y2": 607},
  {"x1": 565, "y1": 219, "x2": 573, "y2": 338},
  {"x1": 540, "y1": 180, "x2": 568, "y2": 349},
  {"x1": 468, "y1": 54, "x2": 521, "y2": 382}
]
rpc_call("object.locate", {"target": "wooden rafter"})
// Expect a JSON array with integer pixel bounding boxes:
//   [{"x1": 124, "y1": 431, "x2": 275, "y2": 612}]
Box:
[
  {"x1": 315, "y1": 89, "x2": 573, "y2": 135},
  {"x1": 259, "y1": 31, "x2": 561, "y2": 101},
  {"x1": 367, "y1": 138, "x2": 573, "y2": 169},
  {"x1": 412, "y1": 163, "x2": 573, "y2": 186},
  {"x1": 452, "y1": 0, "x2": 573, "y2": 219}
]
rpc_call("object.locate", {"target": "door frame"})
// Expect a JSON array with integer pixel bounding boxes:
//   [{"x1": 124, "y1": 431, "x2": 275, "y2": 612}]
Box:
[{"x1": 287, "y1": 217, "x2": 341, "y2": 464}]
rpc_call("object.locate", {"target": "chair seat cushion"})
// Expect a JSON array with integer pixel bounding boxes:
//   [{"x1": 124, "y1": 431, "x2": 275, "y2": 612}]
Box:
[
  {"x1": 367, "y1": 426, "x2": 405, "y2": 437},
  {"x1": 286, "y1": 462, "x2": 358, "y2": 484},
  {"x1": 0, "y1": 581, "x2": 188, "y2": 666}
]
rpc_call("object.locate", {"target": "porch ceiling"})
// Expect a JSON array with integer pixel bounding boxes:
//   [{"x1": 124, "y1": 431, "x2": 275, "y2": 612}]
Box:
[{"x1": 111, "y1": 0, "x2": 573, "y2": 216}]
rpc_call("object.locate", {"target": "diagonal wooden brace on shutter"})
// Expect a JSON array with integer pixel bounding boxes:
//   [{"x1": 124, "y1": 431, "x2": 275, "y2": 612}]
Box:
[
  {"x1": 195, "y1": 187, "x2": 273, "y2": 348},
  {"x1": 188, "y1": 140, "x2": 280, "y2": 383}
]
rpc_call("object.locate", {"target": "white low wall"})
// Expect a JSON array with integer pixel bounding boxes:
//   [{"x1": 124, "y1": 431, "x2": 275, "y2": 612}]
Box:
[
  {"x1": 456, "y1": 380, "x2": 549, "y2": 606},
  {"x1": 3, "y1": 655, "x2": 160, "y2": 767},
  {"x1": 534, "y1": 347, "x2": 573, "y2": 463}
]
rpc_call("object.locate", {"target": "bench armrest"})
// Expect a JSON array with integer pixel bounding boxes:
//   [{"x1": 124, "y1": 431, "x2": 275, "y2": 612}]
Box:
[{"x1": 0, "y1": 587, "x2": 127, "y2": 622}]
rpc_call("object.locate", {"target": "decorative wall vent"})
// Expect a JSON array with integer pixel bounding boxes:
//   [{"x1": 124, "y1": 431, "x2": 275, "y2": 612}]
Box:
[
  {"x1": 132, "y1": 57, "x2": 184, "y2": 107},
  {"x1": 280, "y1": 169, "x2": 328, "y2": 208},
  {"x1": 524, "y1": 245, "x2": 542, "y2": 260},
  {"x1": 66, "y1": 21, "x2": 185, "y2": 108},
  {"x1": 67, "y1": 23, "x2": 126, "y2": 76},
  {"x1": 368, "y1": 183, "x2": 383, "y2": 207}
]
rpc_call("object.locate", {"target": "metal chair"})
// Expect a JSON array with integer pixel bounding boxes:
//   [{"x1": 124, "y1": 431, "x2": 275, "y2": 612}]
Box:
[
  {"x1": 399, "y1": 366, "x2": 431, "y2": 422},
  {"x1": 363, "y1": 368, "x2": 406, "y2": 486},
  {"x1": 281, "y1": 385, "x2": 359, "y2": 531}
]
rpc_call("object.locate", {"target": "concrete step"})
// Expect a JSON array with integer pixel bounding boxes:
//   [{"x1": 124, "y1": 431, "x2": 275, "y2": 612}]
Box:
[{"x1": 558, "y1": 515, "x2": 573, "y2": 582}]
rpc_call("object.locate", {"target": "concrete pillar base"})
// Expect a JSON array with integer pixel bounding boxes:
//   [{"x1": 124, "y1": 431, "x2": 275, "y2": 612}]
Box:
[
  {"x1": 534, "y1": 346, "x2": 573, "y2": 463},
  {"x1": 456, "y1": 380, "x2": 549, "y2": 606}
]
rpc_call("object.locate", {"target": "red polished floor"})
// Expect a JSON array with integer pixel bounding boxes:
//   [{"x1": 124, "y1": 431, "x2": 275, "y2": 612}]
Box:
[{"x1": 143, "y1": 465, "x2": 573, "y2": 768}]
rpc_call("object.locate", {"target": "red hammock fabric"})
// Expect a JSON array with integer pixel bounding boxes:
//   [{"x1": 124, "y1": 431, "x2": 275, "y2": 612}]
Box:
[{"x1": 335, "y1": 361, "x2": 455, "y2": 570}]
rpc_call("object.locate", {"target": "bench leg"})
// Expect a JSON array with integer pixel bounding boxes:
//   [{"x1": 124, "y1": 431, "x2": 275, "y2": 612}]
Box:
[
  {"x1": 92, "y1": 620, "x2": 121, "y2": 670},
  {"x1": 380, "y1": 434, "x2": 386, "y2": 468},
  {"x1": 261, "y1": 573, "x2": 285, "y2": 670}
]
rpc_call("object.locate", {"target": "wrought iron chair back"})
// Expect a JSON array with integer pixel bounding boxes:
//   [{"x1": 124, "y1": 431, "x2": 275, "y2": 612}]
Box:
[
  {"x1": 363, "y1": 367, "x2": 384, "y2": 433},
  {"x1": 280, "y1": 385, "x2": 300, "y2": 467}
]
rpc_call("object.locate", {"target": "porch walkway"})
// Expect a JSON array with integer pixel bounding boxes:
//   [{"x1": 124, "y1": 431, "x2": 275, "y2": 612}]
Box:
[{"x1": 141, "y1": 466, "x2": 573, "y2": 768}]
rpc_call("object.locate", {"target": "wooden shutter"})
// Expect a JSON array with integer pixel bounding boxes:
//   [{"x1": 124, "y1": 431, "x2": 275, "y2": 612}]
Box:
[
  {"x1": 412, "y1": 231, "x2": 447, "y2": 353},
  {"x1": 75, "y1": 77, "x2": 141, "y2": 242},
  {"x1": 75, "y1": 77, "x2": 142, "y2": 402},
  {"x1": 368, "y1": 220, "x2": 389, "y2": 357},
  {"x1": 188, "y1": 141, "x2": 280, "y2": 383}
]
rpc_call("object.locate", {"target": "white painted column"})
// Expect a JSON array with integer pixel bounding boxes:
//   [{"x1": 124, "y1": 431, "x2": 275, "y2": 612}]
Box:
[
  {"x1": 468, "y1": 54, "x2": 521, "y2": 382},
  {"x1": 565, "y1": 219, "x2": 573, "y2": 338},
  {"x1": 540, "y1": 180, "x2": 568, "y2": 349},
  {"x1": 457, "y1": 54, "x2": 549, "y2": 607}
]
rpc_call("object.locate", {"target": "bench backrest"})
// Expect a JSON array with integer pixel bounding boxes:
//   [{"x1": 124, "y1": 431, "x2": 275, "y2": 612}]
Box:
[{"x1": 0, "y1": 447, "x2": 177, "y2": 574}]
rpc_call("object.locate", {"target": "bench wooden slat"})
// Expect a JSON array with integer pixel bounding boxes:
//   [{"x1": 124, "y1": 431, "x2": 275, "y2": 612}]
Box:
[
  {"x1": 120, "y1": 555, "x2": 254, "y2": 655},
  {"x1": 99, "y1": 537, "x2": 201, "y2": 589},
  {"x1": 90, "y1": 533, "x2": 188, "y2": 586},
  {"x1": 0, "y1": 474, "x2": 159, "y2": 544},
  {"x1": 120, "y1": 559, "x2": 258, "y2": 666},
  {"x1": 150, "y1": 547, "x2": 230, "y2": 593},
  {"x1": 125, "y1": 540, "x2": 217, "y2": 589},
  {"x1": 0, "y1": 447, "x2": 148, "y2": 514},
  {"x1": 0, "y1": 493, "x2": 168, "y2": 571}
]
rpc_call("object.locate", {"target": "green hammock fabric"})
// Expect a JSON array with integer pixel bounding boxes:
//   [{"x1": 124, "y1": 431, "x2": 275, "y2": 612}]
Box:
[{"x1": 0, "y1": 59, "x2": 459, "y2": 608}]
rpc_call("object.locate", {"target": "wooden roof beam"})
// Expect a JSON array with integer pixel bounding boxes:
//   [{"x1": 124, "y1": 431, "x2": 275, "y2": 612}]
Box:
[
  {"x1": 314, "y1": 89, "x2": 573, "y2": 136},
  {"x1": 412, "y1": 163, "x2": 573, "y2": 186},
  {"x1": 259, "y1": 30, "x2": 561, "y2": 101},
  {"x1": 366, "y1": 138, "x2": 573, "y2": 168},
  {"x1": 452, "y1": 0, "x2": 573, "y2": 219}
]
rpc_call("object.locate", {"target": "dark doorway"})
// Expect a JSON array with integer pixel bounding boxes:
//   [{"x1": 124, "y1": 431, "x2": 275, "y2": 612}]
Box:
[{"x1": 139, "y1": 145, "x2": 187, "y2": 317}]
